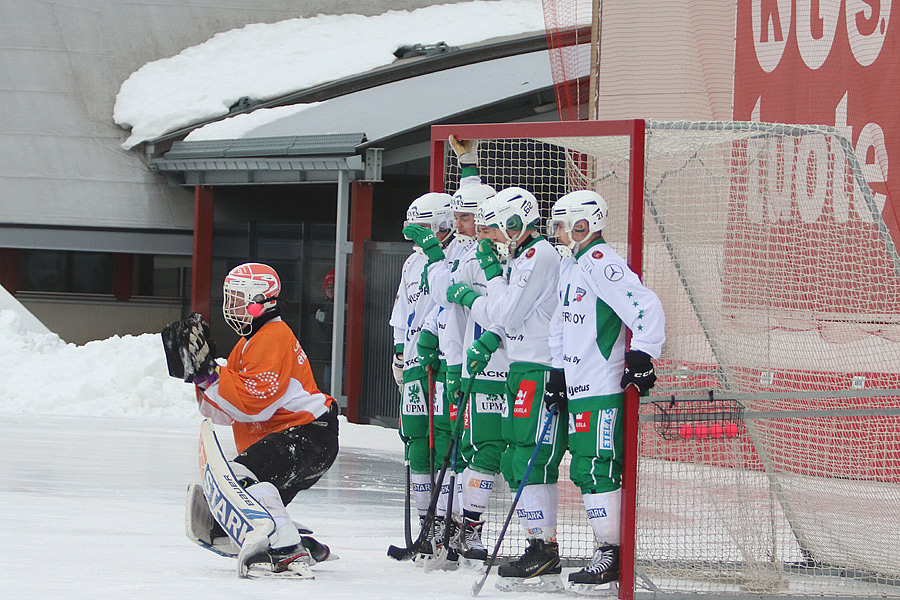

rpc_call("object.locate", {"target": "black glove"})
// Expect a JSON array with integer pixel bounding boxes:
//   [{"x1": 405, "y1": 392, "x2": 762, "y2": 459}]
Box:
[
  {"x1": 620, "y1": 350, "x2": 656, "y2": 393},
  {"x1": 161, "y1": 314, "x2": 217, "y2": 382},
  {"x1": 544, "y1": 369, "x2": 567, "y2": 412}
]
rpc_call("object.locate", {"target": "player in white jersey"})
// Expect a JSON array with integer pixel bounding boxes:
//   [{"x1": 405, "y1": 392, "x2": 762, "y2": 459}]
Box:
[
  {"x1": 455, "y1": 186, "x2": 567, "y2": 591},
  {"x1": 422, "y1": 137, "x2": 509, "y2": 565},
  {"x1": 546, "y1": 190, "x2": 665, "y2": 592},
  {"x1": 389, "y1": 191, "x2": 454, "y2": 549}
]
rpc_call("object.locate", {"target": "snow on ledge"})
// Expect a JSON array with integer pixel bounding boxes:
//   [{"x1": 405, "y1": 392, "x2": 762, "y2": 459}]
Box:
[{"x1": 114, "y1": 1, "x2": 545, "y2": 149}]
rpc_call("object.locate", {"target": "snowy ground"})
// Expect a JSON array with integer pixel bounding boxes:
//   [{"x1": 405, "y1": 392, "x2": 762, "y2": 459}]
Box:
[
  {"x1": 0, "y1": 309, "x2": 564, "y2": 598},
  {"x1": 3, "y1": 413, "x2": 545, "y2": 600}
]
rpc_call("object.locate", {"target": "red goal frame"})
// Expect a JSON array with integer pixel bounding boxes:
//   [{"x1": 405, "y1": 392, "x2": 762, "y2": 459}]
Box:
[{"x1": 430, "y1": 120, "x2": 647, "y2": 600}]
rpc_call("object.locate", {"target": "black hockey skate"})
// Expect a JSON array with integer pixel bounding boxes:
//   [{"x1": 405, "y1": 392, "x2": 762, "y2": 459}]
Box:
[
  {"x1": 457, "y1": 517, "x2": 488, "y2": 562},
  {"x1": 412, "y1": 516, "x2": 435, "y2": 563},
  {"x1": 568, "y1": 545, "x2": 619, "y2": 595},
  {"x1": 496, "y1": 539, "x2": 564, "y2": 593},
  {"x1": 422, "y1": 517, "x2": 459, "y2": 572}
]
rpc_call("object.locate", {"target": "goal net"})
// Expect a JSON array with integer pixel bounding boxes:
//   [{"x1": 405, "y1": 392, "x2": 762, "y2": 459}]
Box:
[{"x1": 430, "y1": 120, "x2": 900, "y2": 597}]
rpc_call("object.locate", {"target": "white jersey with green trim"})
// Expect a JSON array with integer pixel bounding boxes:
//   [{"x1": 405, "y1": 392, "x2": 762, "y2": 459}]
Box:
[
  {"x1": 479, "y1": 235, "x2": 560, "y2": 367},
  {"x1": 423, "y1": 235, "x2": 471, "y2": 366},
  {"x1": 454, "y1": 242, "x2": 510, "y2": 383},
  {"x1": 389, "y1": 248, "x2": 436, "y2": 373},
  {"x1": 550, "y1": 241, "x2": 665, "y2": 401}
]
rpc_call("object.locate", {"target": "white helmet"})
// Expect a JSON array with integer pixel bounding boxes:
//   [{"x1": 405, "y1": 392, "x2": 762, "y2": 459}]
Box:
[
  {"x1": 223, "y1": 263, "x2": 281, "y2": 336},
  {"x1": 479, "y1": 187, "x2": 540, "y2": 247},
  {"x1": 548, "y1": 190, "x2": 609, "y2": 252},
  {"x1": 451, "y1": 183, "x2": 496, "y2": 214},
  {"x1": 404, "y1": 192, "x2": 454, "y2": 235}
]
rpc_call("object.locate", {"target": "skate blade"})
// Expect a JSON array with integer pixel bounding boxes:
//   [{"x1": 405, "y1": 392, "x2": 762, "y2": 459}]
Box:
[
  {"x1": 422, "y1": 547, "x2": 458, "y2": 573},
  {"x1": 413, "y1": 552, "x2": 433, "y2": 567},
  {"x1": 568, "y1": 581, "x2": 618, "y2": 596},
  {"x1": 459, "y1": 556, "x2": 485, "y2": 572},
  {"x1": 495, "y1": 574, "x2": 565, "y2": 593},
  {"x1": 243, "y1": 562, "x2": 315, "y2": 580}
]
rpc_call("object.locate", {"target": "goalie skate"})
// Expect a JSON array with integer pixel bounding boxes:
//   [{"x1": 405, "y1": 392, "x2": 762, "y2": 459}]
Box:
[{"x1": 238, "y1": 530, "x2": 315, "y2": 580}]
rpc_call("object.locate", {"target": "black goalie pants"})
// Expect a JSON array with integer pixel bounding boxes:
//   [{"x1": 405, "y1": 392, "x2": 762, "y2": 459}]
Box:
[{"x1": 234, "y1": 403, "x2": 339, "y2": 505}]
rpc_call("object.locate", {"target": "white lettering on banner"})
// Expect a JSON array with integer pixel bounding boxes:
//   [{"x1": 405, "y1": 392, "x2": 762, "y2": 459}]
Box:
[
  {"x1": 846, "y1": 0, "x2": 892, "y2": 66},
  {"x1": 752, "y1": 0, "x2": 792, "y2": 73},
  {"x1": 834, "y1": 92, "x2": 889, "y2": 221},
  {"x1": 796, "y1": 0, "x2": 840, "y2": 70},
  {"x1": 753, "y1": 0, "x2": 892, "y2": 71},
  {"x1": 856, "y1": 122, "x2": 889, "y2": 221},
  {"x1": 744, "y1": 107, "x2": 888, "y2": 225}
]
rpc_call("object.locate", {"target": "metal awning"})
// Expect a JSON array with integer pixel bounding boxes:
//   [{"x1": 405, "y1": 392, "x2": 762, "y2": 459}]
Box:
[{"x1": 150, "y1": 132, "x2": 380, "y2": 186}]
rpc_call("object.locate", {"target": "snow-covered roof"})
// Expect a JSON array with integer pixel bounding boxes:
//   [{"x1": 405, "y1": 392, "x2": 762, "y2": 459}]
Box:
[
  {"x1": 115, "y1": 0, "x2": 547, "y2": 148},
  {"x1": 187, "y1": 50, "x2": 556, "y2": 145}
]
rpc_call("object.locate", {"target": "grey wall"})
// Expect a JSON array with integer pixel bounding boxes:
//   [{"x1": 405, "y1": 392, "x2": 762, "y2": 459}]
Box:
[{"x1": 0, "y1": 0, "x2": 467, "y2": 233}]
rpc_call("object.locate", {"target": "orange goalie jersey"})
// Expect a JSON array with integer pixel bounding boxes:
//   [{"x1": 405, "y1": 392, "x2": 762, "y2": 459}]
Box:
[{"x1": 196, "y1": 319, "x2": 335, "y2": 453}]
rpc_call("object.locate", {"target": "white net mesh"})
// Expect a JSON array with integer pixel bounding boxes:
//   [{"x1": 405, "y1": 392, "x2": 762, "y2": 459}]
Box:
[{"x1": 439, "y1": 121, "x2": 900, "y2": 596}]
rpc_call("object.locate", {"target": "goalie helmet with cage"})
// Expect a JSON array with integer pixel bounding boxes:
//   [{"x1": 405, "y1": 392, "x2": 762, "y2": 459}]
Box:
[
  {"x1": 404, "y1": 192, "x2": 454, "y2": 237},
  {"x1": 548, "y1": 190, "x2": 609, "y2": 252},
  {"x1": 479, "y1": 186, "x2": 540, "y2": 247},
  {"x1": 223, "y1": 263, "x2": 281, "y2": 336}
]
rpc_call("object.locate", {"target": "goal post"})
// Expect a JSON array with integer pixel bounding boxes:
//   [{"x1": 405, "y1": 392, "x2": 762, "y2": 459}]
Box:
[{"x1": 429, "y1": 120, "x2": 900, "y2": 599}]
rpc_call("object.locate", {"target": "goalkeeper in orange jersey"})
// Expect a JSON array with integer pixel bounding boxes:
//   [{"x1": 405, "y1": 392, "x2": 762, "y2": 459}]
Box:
[{"x1": 167, "y1": 262, "x2": 338, "y2": 570}]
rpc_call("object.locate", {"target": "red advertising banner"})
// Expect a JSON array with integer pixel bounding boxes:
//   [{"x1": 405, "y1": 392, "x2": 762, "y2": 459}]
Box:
[{"x1": 734, "y1": 0, "x2": 900, "y2": 246}]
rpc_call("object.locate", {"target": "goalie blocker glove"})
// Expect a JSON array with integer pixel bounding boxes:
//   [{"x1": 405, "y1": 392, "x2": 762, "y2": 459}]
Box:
[
  {"x1": 161, "y1": 313, "x2": 217, "y2": 383},
  {"x1": 620, "y1": 350, "x2": 657, "y2": 393}
]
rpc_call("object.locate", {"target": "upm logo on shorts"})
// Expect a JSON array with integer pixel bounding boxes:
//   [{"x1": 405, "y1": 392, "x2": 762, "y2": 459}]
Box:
[{"x1": 514, "y1": 380, "x2": 536, "y2": 418}]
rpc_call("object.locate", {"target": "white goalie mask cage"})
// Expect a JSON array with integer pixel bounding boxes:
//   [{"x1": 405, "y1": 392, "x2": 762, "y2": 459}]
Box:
[{"x1": 222, "y1": 263, "x2": 281, "y2": 336}]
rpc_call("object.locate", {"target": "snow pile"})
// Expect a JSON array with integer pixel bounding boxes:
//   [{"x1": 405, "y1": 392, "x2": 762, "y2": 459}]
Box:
[
  {"x1": 0, "y1": 308, "x2": 399, "y2": 448},
  {"x1": 0, "y1": 310, "x2": 196, "y2": 418},
  {"x1": 184, "y1": 103, "x2": 320, "y2": 141},
  {"x1": 114, "y1": 0, "x2": 545, "y2": 148}
]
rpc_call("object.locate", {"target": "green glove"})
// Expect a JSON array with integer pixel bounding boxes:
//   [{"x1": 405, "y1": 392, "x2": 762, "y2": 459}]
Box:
[
  {"x1": 476, "y1": 238, "x2": 503, "y2": 280},
  {"x1": 445, "y1": 364, "x2": 462, "y2": 405},
  {"x1": 447, "y1": 282, "x2": 480, "y2": 308},
  {"x1": 403, "y1": 224, "x2": 445, "y2": 263},
  {"x1": 467, "y1": 330, "x2": 501, "y2": 376},
  {"x1": 416, "y1": 329, "x2": 440, "y2": 371}
]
